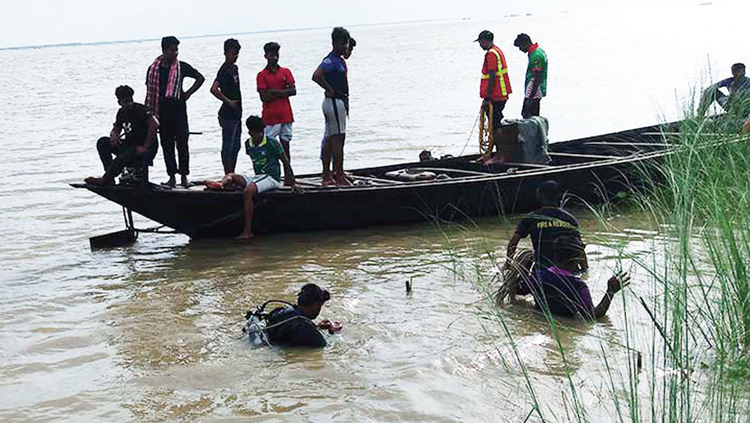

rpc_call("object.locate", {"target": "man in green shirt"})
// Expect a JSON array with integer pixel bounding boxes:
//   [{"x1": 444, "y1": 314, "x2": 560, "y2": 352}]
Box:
[
  {"x1": 514, "y1": 33, "x2": 547, "y2": 119},
  {"x1": 221, "y1": 115, "x2": 297, "y2": 239}
]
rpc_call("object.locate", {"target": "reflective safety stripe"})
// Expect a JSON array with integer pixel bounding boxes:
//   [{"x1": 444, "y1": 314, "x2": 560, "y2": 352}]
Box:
[{"x1": 481, "y1": 48, "x2": 509, "y2": 97}]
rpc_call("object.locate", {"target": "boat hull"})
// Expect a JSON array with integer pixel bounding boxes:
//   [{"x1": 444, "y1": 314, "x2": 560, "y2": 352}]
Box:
[{"x1": 74, "y1": 121, "x2": 673, "y2": 238}]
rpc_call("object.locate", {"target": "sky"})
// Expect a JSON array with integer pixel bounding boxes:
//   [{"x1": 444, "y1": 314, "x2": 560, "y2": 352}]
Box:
[{"x1": 0, "y1": 0, "x2": 724, "y2": 49}]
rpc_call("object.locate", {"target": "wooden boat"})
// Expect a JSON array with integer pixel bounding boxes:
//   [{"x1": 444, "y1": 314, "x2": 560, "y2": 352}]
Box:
[{"x1": 72, "y1": 120, "x2": 677, "y2": 240}]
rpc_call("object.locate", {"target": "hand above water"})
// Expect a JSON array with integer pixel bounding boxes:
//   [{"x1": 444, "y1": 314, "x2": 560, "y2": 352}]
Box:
[
  {"x1": 318, "y1": 319, "x2": 343, "y2": 334},
  {"x1": 607, "y1": 271, "x2": 631, "y2": 294}
]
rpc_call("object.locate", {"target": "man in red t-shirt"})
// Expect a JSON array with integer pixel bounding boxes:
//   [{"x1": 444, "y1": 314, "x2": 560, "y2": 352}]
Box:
[
  {"x1": 475, "y1": 30, "x2": 512, "y2": 130},
  {"x1": 256, "y1": 42, "x2": 296, "y2": 162}
]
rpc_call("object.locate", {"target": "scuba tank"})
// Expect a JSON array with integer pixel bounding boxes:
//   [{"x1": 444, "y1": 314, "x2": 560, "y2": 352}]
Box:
[{"x1": 242, "y1": 300, "x2": 295, "y2": 346}]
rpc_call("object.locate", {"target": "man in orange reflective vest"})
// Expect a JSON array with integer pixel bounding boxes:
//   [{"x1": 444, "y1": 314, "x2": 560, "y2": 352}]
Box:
[{"x1": 476, "y1": 30, "x2": 512, "y2": 130}]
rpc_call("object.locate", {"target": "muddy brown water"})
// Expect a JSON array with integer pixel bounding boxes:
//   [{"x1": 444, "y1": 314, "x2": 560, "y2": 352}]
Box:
[{"x1": 1, "y1": 5, "x2": 747, "y2": 421}]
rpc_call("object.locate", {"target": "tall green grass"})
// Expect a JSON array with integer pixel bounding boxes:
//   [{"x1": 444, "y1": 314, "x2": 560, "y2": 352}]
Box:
[{"x1": 449, "y1": 112, "x2": 750, "y2": 421}]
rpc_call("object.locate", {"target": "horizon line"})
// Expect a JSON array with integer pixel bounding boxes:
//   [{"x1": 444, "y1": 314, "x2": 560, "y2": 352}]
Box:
[{"x1": 0, "y1": 17, "x2": 470, "y2": 52}]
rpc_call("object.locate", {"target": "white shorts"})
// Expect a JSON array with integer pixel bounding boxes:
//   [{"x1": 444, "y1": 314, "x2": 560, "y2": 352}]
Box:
[
  {"x1": 264, "y1": 123, "x2": 293, "y2": 142},
  {"x1": 243, "y1": 174, "x2": 282, "y2": 193},
  {"x1": 322, "y1": 98, "x2": 347, "y2": 137}
]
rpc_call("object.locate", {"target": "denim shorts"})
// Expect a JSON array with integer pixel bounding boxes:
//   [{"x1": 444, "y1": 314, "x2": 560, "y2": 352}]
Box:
[{"x1": 219, "y1": 116, "x2": 242, "y2": 158}]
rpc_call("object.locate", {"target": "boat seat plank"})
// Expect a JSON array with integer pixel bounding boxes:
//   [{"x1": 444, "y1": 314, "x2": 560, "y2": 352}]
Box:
[
  {"x1": 408, "y1": 167, "x2": 494, "y2": 176},
  {"x1": 584, "y1": 141, "x2": 669, "y2": 147},
  {"x1": 548, "y1": 152, "x2": 627, "y2": 160},
  {"x1": 351, "y1": 175, "x2": 405, "y2": 185},
  {"x1": 503, "y1": 162, "x2": 553, "y2": 169}
]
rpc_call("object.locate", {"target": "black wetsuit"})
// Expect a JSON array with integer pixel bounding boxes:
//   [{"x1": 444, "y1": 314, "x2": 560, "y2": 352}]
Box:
[{"x1": 264, "y1": 306, "x2": 327, "y2": 348}]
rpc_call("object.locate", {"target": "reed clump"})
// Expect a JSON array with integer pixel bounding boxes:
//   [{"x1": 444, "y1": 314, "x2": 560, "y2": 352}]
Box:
[
  {"x1": 650, "y1": 115, "x2": 750, "y2": 363},
  {"x1": 451, "y1": 112, "x2": 750, "y2": 422}
]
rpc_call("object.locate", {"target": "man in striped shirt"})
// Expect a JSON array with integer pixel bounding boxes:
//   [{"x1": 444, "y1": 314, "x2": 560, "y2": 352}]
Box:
[{"x1": 514, "y1": 33, "x2": 548, "y2": 119}]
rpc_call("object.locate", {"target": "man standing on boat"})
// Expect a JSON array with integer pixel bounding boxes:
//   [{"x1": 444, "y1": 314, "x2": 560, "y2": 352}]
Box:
[
  {"x1": 313, "y1": 27, "x2": 351, "y2": 186},
  {"x1": 319, "y1": 38, "x2": 356, "y2": 170},
  {"x1": 257, "y1": 42, "x2": 296, "y2": 163},
  {"x1": 85, "y1": 86, "x2": 158, "y2": 186},
  {"x1": 211, "y1": 38, "x2": 243, "y2": 175},
  {"x1": 698, "y1": 63, "x2": 750, "y2": 119},
  {"x1": 514, "y1": 33, "x2": 547, "y2": 119},
  {"x1": 221, "y1": 116, "x2": 297, "y2": 239},
  {"x1": 146, "y1": 36, "x2": 205, "y2": 188},
  {"x1": 476, "y1": 30, "x2": 512, "y2": 130}
]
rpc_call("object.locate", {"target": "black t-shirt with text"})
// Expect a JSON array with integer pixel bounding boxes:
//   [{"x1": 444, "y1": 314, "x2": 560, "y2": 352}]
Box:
[
  {"x1": 515, "y1": 207, "x2": 582, "y2": 267},
  {"x1": 114, "y1": 103, "x2": 152, "y2": 147},
  {"x1": 215, "y1": 62, "x2": 242, "y2": 120}
]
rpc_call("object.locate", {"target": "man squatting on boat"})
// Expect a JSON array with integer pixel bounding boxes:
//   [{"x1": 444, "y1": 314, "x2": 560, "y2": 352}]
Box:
[{"x1": 85, "y1": 85, "x2": 159, "y2": 186}]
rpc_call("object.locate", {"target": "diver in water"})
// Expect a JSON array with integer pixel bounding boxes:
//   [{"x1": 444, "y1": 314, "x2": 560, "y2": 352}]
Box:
[{"x1": 244, "y1": 283, "x2": 342, "y2": 348}]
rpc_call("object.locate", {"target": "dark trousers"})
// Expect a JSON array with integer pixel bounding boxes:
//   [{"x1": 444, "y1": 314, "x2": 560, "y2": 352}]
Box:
[
  {"x1": 160, "y1": 132, "x2": 190, "y2": 176},
  {"x1": 522, "y1": 98, "x2": 541, "y2": 119},
  {"x1": 97, "y1": 137, "x2": 157, "y2": 181},
  {"x1": 160, "y1": 102, "x2": 190, "y2": 176},
  {"x1": 491, "y1": 100, "x2": 507, "y2": 128}
]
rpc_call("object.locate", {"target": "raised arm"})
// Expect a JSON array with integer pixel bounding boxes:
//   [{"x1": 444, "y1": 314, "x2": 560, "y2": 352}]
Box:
[
  {"x1": 183, "y1": 69, "x2": 205, "y2": 101},
  {"x1": 592, "y1": 272, "x2": 630, "y2": 319}
]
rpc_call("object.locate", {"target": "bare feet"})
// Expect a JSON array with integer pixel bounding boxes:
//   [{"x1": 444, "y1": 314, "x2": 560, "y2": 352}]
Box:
[
  {"x1": 236, "y1": 231, "x2": 254, "y2": 240},
  {"x1": 334, "y1": 173, "x2": 352, "y2": 187},
  {"x1": 84, "y1": 176, "x2": 113, "y2": 186},
  {"x1": 481, "y1": 154, "x2": 507, "y2": 166},
  {"x1": 322, "y1": 171, "x2": 336, "y2": 186}
]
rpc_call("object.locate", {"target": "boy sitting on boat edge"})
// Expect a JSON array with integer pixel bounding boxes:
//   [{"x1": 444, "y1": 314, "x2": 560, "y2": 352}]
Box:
[{"x1": 221, "y1": 115, "x2": 299, "y2": 239}]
